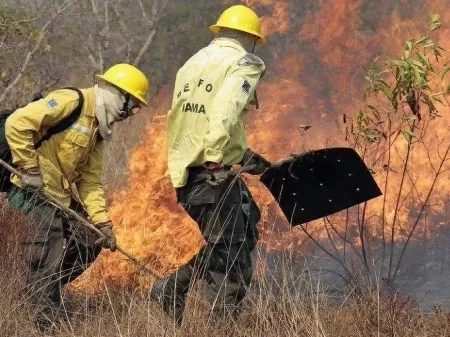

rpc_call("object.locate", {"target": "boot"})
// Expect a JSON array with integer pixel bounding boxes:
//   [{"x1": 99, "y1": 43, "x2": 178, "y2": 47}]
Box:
[
  {"x1": 149, "y1": 281, "x2": 185, "y2": 326},
  {"x1": 33, "y1": 303, "x2": 60, "y2": 335}
]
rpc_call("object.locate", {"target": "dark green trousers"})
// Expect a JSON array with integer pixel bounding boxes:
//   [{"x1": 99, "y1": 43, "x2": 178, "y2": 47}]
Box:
[
  {"x1": 8, "y1": 188, "x2": 101, "y2": 323},
  {"x1": 150, "y1": 174, "x2": 260, "y2": 324}
]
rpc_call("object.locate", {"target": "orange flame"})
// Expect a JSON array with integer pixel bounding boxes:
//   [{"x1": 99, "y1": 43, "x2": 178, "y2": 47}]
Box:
[
  {"x1": 73, "y1": 1, "x2": 450, "y2": 291},
  {"x1": 223, "y1": 0, "x2": 290, "y2": 37}
]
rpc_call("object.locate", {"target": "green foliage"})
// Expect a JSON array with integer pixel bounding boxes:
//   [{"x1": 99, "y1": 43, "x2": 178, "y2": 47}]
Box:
[
  {"x1": 354, "y1": 14, "x2": 449, "y2": 145},
  {"x1": 429, "y1": 14, "x2": 441, "y2": 31}
]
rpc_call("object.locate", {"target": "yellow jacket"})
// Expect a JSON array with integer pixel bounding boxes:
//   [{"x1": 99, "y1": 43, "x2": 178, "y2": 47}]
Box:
[
  {"x1": 5, "y1": 88, "x2": 109, "y2": 225},
  {"x1": 166, "y1": 37, "x2": 266, "y2": 188}
]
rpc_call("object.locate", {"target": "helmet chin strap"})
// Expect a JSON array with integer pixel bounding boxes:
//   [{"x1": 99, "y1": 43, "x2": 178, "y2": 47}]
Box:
[{"x1": 251, "y1": 38, "x2": 257, "y2": 53}]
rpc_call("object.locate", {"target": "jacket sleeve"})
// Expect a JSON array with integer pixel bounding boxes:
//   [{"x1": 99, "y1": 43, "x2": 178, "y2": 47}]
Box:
[
  {"x1": 204, "y1": 53, "x2": 265, "y2": 163},
  {"x1": 5, "y1": 90, "x2": 79, "y2": 169},
  {"x1": 76, "y1": 139, "x2": 110, "y2": 225}
]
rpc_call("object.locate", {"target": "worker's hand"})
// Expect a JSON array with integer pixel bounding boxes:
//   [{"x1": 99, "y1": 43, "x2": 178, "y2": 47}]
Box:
[
  {"x1": 95, "y1": 221, "x2": 117, "y2": 252},
  {"x1": 202, "y1": 162, "x2": 230, "y2": 188},
  {"x1": 206, "y1": 169, "x2": 230, "y2": 187},
  {"x1": 240, "y1": 149, "x2": 272, "y2": 175},
  {"x1": 21, "y1": 167, "x2": 43, "y2": 191}
]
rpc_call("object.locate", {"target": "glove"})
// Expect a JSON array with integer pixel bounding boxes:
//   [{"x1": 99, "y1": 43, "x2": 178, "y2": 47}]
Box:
[
  {"x1": 21, "y1": 167, "x2": 43, "y2": 191},
  {"x1": 239, "y1": 149, "x2": 272, "y2": 175},
  {"x1": 203, "y1": 162, "x2": 229, "y2": 188},
  {"x1": 206, "y1": 169, "x2": 230, "y2": 187},
  {"x1": 95, "y1": 222, "x2": 117, "y2": 252}
]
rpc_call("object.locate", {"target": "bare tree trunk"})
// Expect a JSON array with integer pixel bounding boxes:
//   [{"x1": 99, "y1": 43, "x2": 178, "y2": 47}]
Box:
[
  {"x1": 90, "y1": 0, "x2": 99, "y2": 15},
  {"x1": 86, "y1": 0, "x2": 110, "y2": 72},
  {"x1": 133, "y1": 29, "x2": 157, "y2": 67},
  {"x1": 133, "y1": 0, "x2": 169, "y2": 67}
]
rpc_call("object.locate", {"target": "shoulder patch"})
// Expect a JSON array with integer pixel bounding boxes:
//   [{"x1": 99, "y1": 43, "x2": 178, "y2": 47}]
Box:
[
  {"x1": 46, "y1": 98, "x2": 58, "y2": 109},
  {"x1": 242, "y1": 80, "x2": 251, "y2": 95},
  {"x1": 237, "y1": 53, "x2": 264, "y2": 67}
]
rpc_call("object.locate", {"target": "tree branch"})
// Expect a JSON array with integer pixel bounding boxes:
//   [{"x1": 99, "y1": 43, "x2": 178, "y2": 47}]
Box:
[
  {"x1": 133, "y1": 0, "x2": 168, "y2": 67},
  {"x1": 0, "y1": 1, "x2": 76, "y2": 103},
  {"x1": 90, "y1": 0, "x2": 98, "y2": 16},
  {"x1": 387, "y1": 119, "x2": 417, "y2": 281},
  {"x1": 392, "y1": 143, "x2": 450, "y2": 282}
]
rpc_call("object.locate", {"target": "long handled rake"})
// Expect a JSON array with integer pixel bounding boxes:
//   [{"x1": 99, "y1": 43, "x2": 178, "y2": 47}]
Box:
[{"x1": 0, "y1": 159, "x2": 162, "y2": 279}]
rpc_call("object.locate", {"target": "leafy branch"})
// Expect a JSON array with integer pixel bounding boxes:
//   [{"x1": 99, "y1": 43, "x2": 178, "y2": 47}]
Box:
[{"x1": 349, "y1": 14, "x2": 450, "y2": 284}]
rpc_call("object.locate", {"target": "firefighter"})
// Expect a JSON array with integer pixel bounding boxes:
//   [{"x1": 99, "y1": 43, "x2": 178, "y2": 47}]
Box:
[
  {"x1": 151, "y1": 5, "x2": 271, "y2": 324},
  {"x1": 5, "y1": 63, "x2": 149, "y2": 332}
]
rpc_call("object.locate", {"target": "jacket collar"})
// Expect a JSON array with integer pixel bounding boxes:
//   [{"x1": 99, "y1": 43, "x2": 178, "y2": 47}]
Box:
[{"x1": 210, "y1": 37, "x2": 247, "y2": 53}]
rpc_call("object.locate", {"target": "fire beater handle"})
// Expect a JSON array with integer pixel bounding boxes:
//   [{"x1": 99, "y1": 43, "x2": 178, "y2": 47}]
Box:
[
  {"x1": 0, "y1": 159, "x2": 162, "y2": 279},
  {"x1": 231, "y1": 154, "x2": 300, "y2": 175},
  {"x1": 197, "y1": 152, "x2": 303, "y2": 182}
]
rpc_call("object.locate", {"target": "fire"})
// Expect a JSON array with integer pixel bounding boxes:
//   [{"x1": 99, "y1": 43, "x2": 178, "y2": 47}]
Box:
[
  {"x1": 223, "y1": 0, "x2": 290, "y2": 36},
  {"x1": 73, "y1": 1, "x2": 450, "y2": 291},
  {"x1": 71, "y1": 95, "x2": 204, "y2": 291}
]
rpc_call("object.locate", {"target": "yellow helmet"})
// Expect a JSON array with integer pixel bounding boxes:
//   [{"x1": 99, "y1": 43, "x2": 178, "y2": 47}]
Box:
[
  {"x1": 209, "y1": 5, "x2": 266, "y2": 44},
  {"x1": 96, "y1": 63, "x2": 149, "y2": 106}
]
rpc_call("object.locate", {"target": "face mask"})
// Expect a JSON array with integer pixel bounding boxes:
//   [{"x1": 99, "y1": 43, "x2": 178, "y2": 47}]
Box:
[{"x1": 94, "y1": 84, "x2": 123, "y2": 141}]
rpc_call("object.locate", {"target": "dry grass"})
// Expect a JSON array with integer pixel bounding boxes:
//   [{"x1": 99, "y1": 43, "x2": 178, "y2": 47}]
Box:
[{"x1": 0, "y1": 201, "x2": 450, "y2": 336}]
